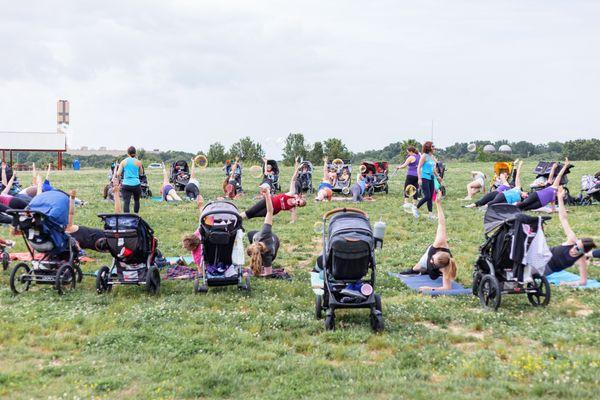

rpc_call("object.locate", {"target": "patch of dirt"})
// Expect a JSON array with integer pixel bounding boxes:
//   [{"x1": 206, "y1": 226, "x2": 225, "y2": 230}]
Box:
[
  {"x1": 448, "y1": 324, "x2": 485, "y2": 340},
  {"x1": 563, "y1": 298, "x2": 594, "y2": 317}
]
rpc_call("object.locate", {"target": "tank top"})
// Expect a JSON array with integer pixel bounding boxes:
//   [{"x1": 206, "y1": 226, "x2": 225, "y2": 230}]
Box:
[
  {"x1": 546, "y1": 245, "x2": 582, "y2": 273},
  {"x1": 536, "y1": 186, "x2": 557, "y2": 207},
  {"x1": 272, "y1": 193, "x2": 296, "y2": 214},
  {"x1": 421, "y1": 154, "x2": 435, "y2": 180},
  {"x1": 503, "y1": 188, "x2": 522, "y2": 204},
  {"x1": 407, "y1": 154, "x2": 420, "y2": 176},
  {"x1": 426, "y1": 245, "x2": 452, "y2": 280},
  {"x1": 122, "y1": 157, "x2": 140, "y2": 186}
]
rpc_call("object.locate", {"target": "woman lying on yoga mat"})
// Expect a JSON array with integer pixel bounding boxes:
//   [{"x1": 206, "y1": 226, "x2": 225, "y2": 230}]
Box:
[
  {"x1": 247, "y1": 188, "x2": 280, "y2": 276},
  {"x1": 399, "y1": 195, "x2": 457, "y2": 291},
  {"x1": 315, "y1": 157, "x2": 337, "y2": 202},
  {"x1": 464, "y1": 171, "x2": 486, "y2": 200},
  {"x1": 160, "y1": 164, "x2": 182, "y2": 202},
  {"x1": 0, "y1": 173, "x2": 30, "y2": 210},
  {"x1": 464, "y1": 169, "x2": 513, "y2": 208},
  {"x1": 184, "y1": 157, "x2": 201, "y2": 200},
  {"x1": 481, "y1": 161, "x2": 527, "y2": 207},
  {"x1": 516, "y1": 159, "x2": 570, "y2": 211},
  {"x1": 241, "y1": 158, "x2": 306, "y2": 223},
  {"x1": 543, "y1": 186, "x2": 596, "y2": 286}
]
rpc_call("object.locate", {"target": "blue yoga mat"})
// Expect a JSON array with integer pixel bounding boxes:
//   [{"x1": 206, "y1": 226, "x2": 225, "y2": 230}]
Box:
[
  {"x1": 547, "y1": 270, "x2": 600, "y2": 289},
  {"x1": 388, "y1": 272, "x2": 472, "y2": 296},
  {"x1": 151, "y1": 197, "x2": 164, "y2": 202}
]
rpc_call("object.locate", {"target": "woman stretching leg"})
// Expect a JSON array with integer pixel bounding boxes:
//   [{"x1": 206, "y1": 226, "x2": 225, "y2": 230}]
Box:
[{"x1": 517, "y1": 159, "x2": 570, "y2": 211}]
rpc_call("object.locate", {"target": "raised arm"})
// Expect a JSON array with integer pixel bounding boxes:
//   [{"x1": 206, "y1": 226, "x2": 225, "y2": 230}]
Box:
[
  {"x1": 262, "y1": 157, "x2": 268, "y2": 175},
  {"x1": 432, "y1": 196, "x2": 448, "y2": 247},
  {"x1": 113, "y1": 182, "x2": 122, "y2": 213},
  {"x1": 67, "y1": 190, "x2": 76, "y2": 230},
  {"x1": 162, "y1": 164, "x2": 169, "y2": 185},
  {"x1": 113, "y1": 160, "x2": 124, "y2": 184},
  {"x1": 45, "y1": 163, "x2": 52, "y2": 181},
  {"x1": 263, "y1": 189, "x2": 274, "y2": 226},
  {"x1": 557, "y1": 186, "x2": 577, "y2": 244},
  {"x1": 551, "y1": 158, "x2": 569, "y2": 189},
  {"x1": 289, "y1": 157, "x2": 300, "y2": 194},
  {"x1": 514, "y1": 161, "x2": 523, "y2": 189},
  {"x1": 322, "y1": 157, "x2": 328, "y2": 181},
  {"x1": 1, "y1": 162, "x2": 6, "y2": 186},
  {"x1": 230, "y1": 157, "x2": 239, "y2": 178},
  {"x1": 547, "y1": 163, "x2": 558, "y2": 185},
  {"x1": 36, "y1": 174, "x2": 43, "y2": 195},
  {"x1": 1, "y1": 174, "x2": 15, "y2": 196},
  {"x1": 190, "y1": 158, "x2": 196, "y2": 180}
]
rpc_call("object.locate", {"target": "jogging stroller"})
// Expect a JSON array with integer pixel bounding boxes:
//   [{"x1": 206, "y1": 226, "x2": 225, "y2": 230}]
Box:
[
  {"x1": 361, "y1": 161, "x2": 389, "y2": 195},
  {"x1": 139, "y1": 169, "x2": 152, "y2": 198},
  {"x1": 194, "y1": 200, "x2": 250, "y2": 293},
  {"x1": 577, "y1": 174, "x2": 600, "y2": 206},
  {"x1": 330, "y1": 161, "x2": 352, "y2": 195},
  {"x1": 95, "y1": 213, "x2": 161, "y2": 295},
  {"x1": 472, "y1": 204, "x2": 551, "y2": 310},
  {"x1": 170, "y1": 160, "x2": 190, "y2": 191},
  {"x1": 315, "y1": 208, "x2": 383, "y2": 331},
  {"x1": 224, "y1": 161, "x2": 243, "y2": 197},
  {"x1": 6, "y1": 190, "x2": 81, "y2": 295},
  {"x1": 490, "y1": 161, "x2": 514, "y2": 191},
  {"x1": 0, "y1": 164, "x2": 21, "y2": 195},
  {"x1": 297, "y1": 161, "x2": 314, "y2": 194},
  {"x1": 104, "y1": 166, "x2": 152, "y2": 200},
  {"x1": 263, "y1": 159, "x2": 281, "y2": 194}
]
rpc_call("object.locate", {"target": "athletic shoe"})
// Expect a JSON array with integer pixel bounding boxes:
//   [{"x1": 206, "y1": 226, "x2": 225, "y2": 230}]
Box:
[
  {"x1": 464, "y1": 203, "x2": 476, "y2": 208},
  {"x1": 411, "y1": 205, "x2": 420, "y2": 218},
  {"x1": 428, "y1": 214, "x2": 438, "y2": 221}
]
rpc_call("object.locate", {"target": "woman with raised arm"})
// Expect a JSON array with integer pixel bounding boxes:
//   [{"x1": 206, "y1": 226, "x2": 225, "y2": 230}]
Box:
[
  {"x1": 543, "y1": 186, "x2": 596, "y2": 286},
  {"x1": 114, "y1": 146, "x2": 143, "y2": 213},
  {"x1": 246, "y1": 188, "x2": 280, "y2": 276},
  {"x1": 185, "y1": 157, "x2": 201, "y2": 200},
  {"x1": 463, "y1": 170, "x2": 487, "y2": 200},
  {"x1": 315, "y1": 157, "x2": 337, "y2": 202},
  {"x1": 160, "y1": 163, "x2": 182, "y2": 202},
  {"x1": 517, "y1": 159, "x2": 570, "y2": 211},
  {"x1": 484, "y1": 160, "x2": 527, "y2": 207},
  {"x1": 399, "y1": 194, "x2": 457, "y2": 291},
  {"x1": 395, "y1": 146, "x2": 421, "y2": 207}
]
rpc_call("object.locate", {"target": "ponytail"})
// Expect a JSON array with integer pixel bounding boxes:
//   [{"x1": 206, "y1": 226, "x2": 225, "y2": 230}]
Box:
[
  {"x1": 447, "y1": 257, "x2": 457, "y2": 280},
  {"x1": 247, "y1": 242, "x2": 267, "y2": 276}
]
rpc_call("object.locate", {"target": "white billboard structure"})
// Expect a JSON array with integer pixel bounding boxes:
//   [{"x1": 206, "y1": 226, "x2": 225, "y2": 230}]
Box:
[{"x1": 0, "y1": 100, "x2": 70, "y2": 170}]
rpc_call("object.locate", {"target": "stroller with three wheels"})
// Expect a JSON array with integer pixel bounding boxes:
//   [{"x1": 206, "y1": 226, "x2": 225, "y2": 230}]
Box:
[
  {"x1": 472, "y1": 204, "x2": 552, "y2": 310},
  {"x1": 296, "y1": 161, "x2": 314, "y2": 194},
  {"x1": 6, "y1": 190, "x2": 82, "y2": 295},
  {"x1": 315, "y1": 208, "x2": 383, "y2": 331},
  {"x1": 194, "y1": 200, "x2": 250, "y2": 293},
  {"x1": 360, "y1": 161, "x2": 389, "y2": 195},
  {"x1": 170, "y1": 160, "x2": 191, "y2": 191},
  {"x1": 95, "y1": 214, "x2": 161, "y2": 295}
]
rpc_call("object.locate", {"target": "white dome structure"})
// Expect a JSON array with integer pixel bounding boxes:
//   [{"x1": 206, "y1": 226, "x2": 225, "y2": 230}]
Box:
[
  {"x1": 499, "y1": 144, "x2": 512, "y2": 153},
  {"x1": 483, "y1": 144, "x2": 496, "y2": 153}
]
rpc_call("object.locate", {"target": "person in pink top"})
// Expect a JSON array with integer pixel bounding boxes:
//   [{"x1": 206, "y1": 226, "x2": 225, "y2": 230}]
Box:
[{"x1": 181, "y1": 195, "x2": 205, "y2": 274}]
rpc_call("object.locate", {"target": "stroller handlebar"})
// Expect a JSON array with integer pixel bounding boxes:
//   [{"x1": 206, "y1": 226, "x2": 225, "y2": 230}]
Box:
[{"x1": 323, "y1": 207, "x2": 367, "y2": 219}]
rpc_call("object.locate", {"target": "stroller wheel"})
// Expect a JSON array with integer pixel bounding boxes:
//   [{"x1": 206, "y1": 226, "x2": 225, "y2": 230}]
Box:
[
  {"x1": 370, "y1": 312, "x2": 384, "y2": 332},
  {"x1": 315, "y1": 295, "x2": 323, "y2": 319},
  {"x1": 9, "y1": 262, "x2": 31, "y2": 295},
  {"x1": 96, "y1": 266, "x2": 111, "y2": 294},
  {"x1": 527, "y1": 274, "x2": 551, "y2": 307},
  {"x1": 472, "y1": 271, "x2": 483, "y2": 296},
  {"x1": 478, "y1": 275, "x2": 501, "y2": 310},
  {"x1": 2, "y1": 251, "x2": 9, "y2": 271},
  {"x1": 325, "y1": 312, "x2": 335, "y2": 331},
  {"x1": 146, "y1": 266, "x2": 161, "y2": 295},
  {"x1": 194, "y1": 278, "x2": 208, "y2": 294},
  {"x1": 56, "y1": 264, "x2": 76, "y2": 295}
]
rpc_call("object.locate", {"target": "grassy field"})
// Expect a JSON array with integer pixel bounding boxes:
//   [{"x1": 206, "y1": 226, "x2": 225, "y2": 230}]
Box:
[{"x1": 1, "y1": 161, "x2": 599, "y2": 399}]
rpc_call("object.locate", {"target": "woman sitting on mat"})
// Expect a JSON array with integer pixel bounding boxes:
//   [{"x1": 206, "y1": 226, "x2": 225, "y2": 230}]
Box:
[
  {"x1": 543, "y1": 186, "x2": 596, "y2": 286},
  {"x1": 463, "y1": 171, "x2": 486, "y2": 200},
  {"x1": 396, "y1": 146, "x2": 420, "y2": 207},
  {"x1": 315, "y1": 157, "x2": 337, "y2": 202},
  {"x1": 160, "y1": 164, "x2": 182, "y2": 202},
  {"x1": 399, "y1": 195, "x2": 457, "y2": 291},
  {"x1": 516, "y1": 159, "x2": 570, "y2": 211},
  {"x1": 185, "y1": 157, "x2": 201, "y2": 200},
  {"x1": 241, "y1": 159, "x2": 306, "y2": 223},
  {"x1": 247, "y1": 188, "x2": 280, "y2": 276}
]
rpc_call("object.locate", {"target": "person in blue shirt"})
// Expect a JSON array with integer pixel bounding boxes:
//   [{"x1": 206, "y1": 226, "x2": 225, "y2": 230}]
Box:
[
  {"x1": 113, "y1": 146, "x2": 143, "y2": 213},
  {"x1": 414, "y1": 141, "x2": 444, "y2": 219}
]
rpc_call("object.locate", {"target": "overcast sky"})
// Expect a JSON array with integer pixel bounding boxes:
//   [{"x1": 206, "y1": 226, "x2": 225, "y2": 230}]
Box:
[{"x1": 1, "y1": 0, "x2": 599, "y2": 156}]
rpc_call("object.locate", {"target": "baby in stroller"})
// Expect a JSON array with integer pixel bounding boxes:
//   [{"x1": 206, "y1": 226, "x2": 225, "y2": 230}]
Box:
[
  {"x1": 170, "y1": 160, "x2": 191, "y2": 191},
  {"x1": 295, "y1": 160, "x2": 314, "y2": 194},
  {"x1": 6, "y1": 190, "x2": 81, "y2": 295},
  {"x1": 261, "y1": 158, "x2": 281, "y2": 193}
]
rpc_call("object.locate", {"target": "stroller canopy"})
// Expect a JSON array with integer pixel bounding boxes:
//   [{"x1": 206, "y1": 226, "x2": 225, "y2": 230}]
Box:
[
  {"x1": 328, "y1": 213, "x2": 373, "y2": 248},
  {"x1": 483, "y1": 204, "x2": 546, "y2": 234},
  {"x1": 201, "y1": 200, "x2": 242, "y2": 231},
  {"x1": 172, "y1": 160, "x2": 190, "y2": 173},
  {"x1": 299, "y1": 161, "x2": 313, "y2": 173},
  {"x1": 27, "y1": 190, "x2": 70, "y2": 228}
]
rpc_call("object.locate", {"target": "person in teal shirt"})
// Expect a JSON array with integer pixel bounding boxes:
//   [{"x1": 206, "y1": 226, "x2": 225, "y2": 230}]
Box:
[
  {"x1": 414, "y1": 141, "x2": 444, "y2": 219},
  {"x1": 114, "y1": 146, "x2": 143, "y2": 213}
]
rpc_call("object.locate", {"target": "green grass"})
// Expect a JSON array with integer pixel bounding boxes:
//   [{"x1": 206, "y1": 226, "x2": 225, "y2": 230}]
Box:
[{"x1": 1, "y1": 161, "x2": 599, "y2": 399}]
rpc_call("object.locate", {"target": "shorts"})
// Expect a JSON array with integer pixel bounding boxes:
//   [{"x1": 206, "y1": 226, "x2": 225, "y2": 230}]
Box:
[
  {"x1": 415, "y1": 251, "x2": 428, "y2": 272},
  {"x1": 475, "y1": 177, "x2": 485, "y2": 187}
]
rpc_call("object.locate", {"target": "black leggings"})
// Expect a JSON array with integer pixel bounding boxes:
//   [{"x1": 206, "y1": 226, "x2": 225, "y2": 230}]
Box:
[
  {"x1": 517, "y1": 192, "x2": 542, "y2": 211},
  {"x1": 475, "y1": 191, "x2": 500, "y2": 207},
  {"x1": 486, "y1": 192, "x2": 507, "y2": 207},
  {"x1": 121, "y1": 184, "x2": 141, "y2": 213},
  {"x1": 404, "y1": 175, "x2": 419, "y2": 199},
  {"x1": 244, "y1": 199, "x2": 268, "y2": 219},
  {"x1": 416, "y1": 178, "x2": 434, "y2": 212}
]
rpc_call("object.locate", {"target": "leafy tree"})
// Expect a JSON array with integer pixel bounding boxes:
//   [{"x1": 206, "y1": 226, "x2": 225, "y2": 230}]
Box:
[
  {"x1": 207, "y1": 142, "x2": 227, "y2": 165},
  {"x1": 323, "y1": 138, "x2": 352, "y2": 161},
  {"x1": 308, "y1": 141, "x2": 324, "y2": 164},
  {"x1": 282, "y1": 133, "x2": 309, "y2": 165},
  {"x1": 227, "y1": 136, "x2": 265, "y2": 163},
  {"x1": 563, "y1": 139, "x2": 600, "y2": 160}
]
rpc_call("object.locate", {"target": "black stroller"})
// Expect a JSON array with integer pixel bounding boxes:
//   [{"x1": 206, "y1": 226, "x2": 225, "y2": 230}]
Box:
[
  {"x1": 263, "y1": 159, "x2": 281, "y2": 193},
  {"x1": 361, "y1": 161, "x2": 389, "y2": 195},
  {"x1": 473, "y1": 204, "x2": 551, "y2": 310},
  {"x1": 297, "y1": 161, "x2": 314, "y2": 194},
  {"x1": 315, "y1": 208, "x2": 383, "y2": 331},
  {"x1": 7, "y1": 190, "x2": 81, "y2": 295},
  {"x1": 330, "y1": 160, "x2": 352, "y2": 195},
  {"x1": 531, "y1": 161, "x2": 574, "y2": 200},
  {"x1": 0, "y1": 164, "x2": 21, "y2": 195},
  {"x1": 170, "y1": 160, "x2": 191, "y2": 191},
  {"x1": 436, "y1": 161, "x2": 447, "y2": 198},
  {"x1": 577, "y1": 173, "x2": 600, "y2": 206},
  {"x1": 104, "y1": 166, "x2": 152, "y2": 200},
  {"x1": 194, "y1": 200, "x2": 250, "y2": 293},
  {"x1": 95, "y1": 214, "x2": 161, "y2": 295}
]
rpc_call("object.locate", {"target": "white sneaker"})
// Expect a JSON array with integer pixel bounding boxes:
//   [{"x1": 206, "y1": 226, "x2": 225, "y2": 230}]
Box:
[
  {"x1": 464, "y1": 203, "x2": 476, "y2": 208},
  {"x1": 412, "y1": 205, "x2": 420, "y2": 218}
]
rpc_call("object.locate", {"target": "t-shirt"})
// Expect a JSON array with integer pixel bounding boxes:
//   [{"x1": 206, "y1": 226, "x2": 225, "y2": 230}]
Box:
[
  {"x1": 253, "y1": 223, "x2": 280, "y2": 267},
  {"x1": 271, "y1": 193, "x2": 296, "y2": 214},
  {"x1": 191, "y1": 229, "x2": 203, "y2": 266},
  {"x1": 188, "y1": 178, "x2": 199, "y2": 189},
  {"x1": 536, "y1": 186, "x2": 557, "y2": 206},
  {"x1": 503, "y1": 188, "x2": 522, "y2": 204},
  {"x1": 546, "y1": 245, "x2": 582, "y2": 273}
]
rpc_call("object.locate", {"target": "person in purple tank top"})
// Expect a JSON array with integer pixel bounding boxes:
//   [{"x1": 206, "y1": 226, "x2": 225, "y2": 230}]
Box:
[
  {"x1": 517, "y1": 158, "x2": 570, "y2": 211},
  {"x1": 395, "y1": 146, "x2": 420, "y2": 207}
]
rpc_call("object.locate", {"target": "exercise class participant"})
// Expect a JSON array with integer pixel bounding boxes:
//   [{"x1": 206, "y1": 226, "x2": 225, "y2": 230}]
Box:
[
  {"x1": 464, "y1": 170, "x2": 487, "y2": 200},
  {"x1": 160, "y1": 163, "x2": 182, "y2": 202},
  {"x1": 185, "y1": 157, "x2": 201, "y2": 200},
  {"x1": 395, "y1": 146, "x2": 420, "y2": 207},
  {"x1": 114, "y1": 146, "x2": 143, "y2": 213},
  {"x1": 315, "y1": 157, "x2": 337, "y2": 202},
  {"x1": 414, "y1": 141, "x2": 443, "y2": 219},
  {"x1": 247, "y1": 188, "x2": 280, "y2": 276},
  {"x1": 517, "y1": 159, "x2": 570, "y2": 211}
]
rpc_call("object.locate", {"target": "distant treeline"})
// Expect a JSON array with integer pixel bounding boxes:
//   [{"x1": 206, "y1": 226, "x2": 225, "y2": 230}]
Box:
[{"x1": 7, "y1": 136, "x2": 600, "y2": 169}]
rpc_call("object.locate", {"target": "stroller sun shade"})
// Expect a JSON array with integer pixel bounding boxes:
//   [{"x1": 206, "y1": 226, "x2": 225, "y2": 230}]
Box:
[
  {"x1": 201, "y1": 201, "x2": 242, "y2": 230},
  {"x1": 27, "y1": 190, "x2": 70, "y2": 227},
  {"x1": 484, "y1": 204, "x2": 521, "y2": 234}
]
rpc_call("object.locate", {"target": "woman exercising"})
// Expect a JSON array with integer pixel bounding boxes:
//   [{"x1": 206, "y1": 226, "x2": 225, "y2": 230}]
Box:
[
  {"x1": 543, "y1": 187, "x2": 596, "y2": 286},
  {"x1": 464, "y1": 171, "x2": 486, "y2": 200},
  {"x1": 247, "y1": 188, "x2": 280, "y2": 276},
  {"x1": 241, "y1": 159, "x2": 306, "y2": 223},
  {"x1": 399, "y1": 194, "x2": 457, "y2": 291},
  {"x1": 464, "y1": 170, "x2": 513, "y2": 209},
  {"x1": 482, "y1": 161, "x2": 527, "y2": 207},
  {"x1": 315, "y1": 157, "x2": 337, "y2": 202},
  {"x1": 0, "y1": 174, "x2": 29, "y2": 209},
  {"x1": 517, "y1": 159, "x2": 570, "y2": 211},
  {"x1": 160, "y1": 163, "x2": 182, "y2": 202},
  {"x1": 395, "y1": 146, "x2": 420, "y2": 206},
  {"x1": 185, "y1": 157, "x2": 201, "y2": 200},
  {"x1": 114, "y1": 146, "x2": 143, "y2": 213},
  {"x1": 414, "y1": 141, "x2": 444, "y2": 219}
]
